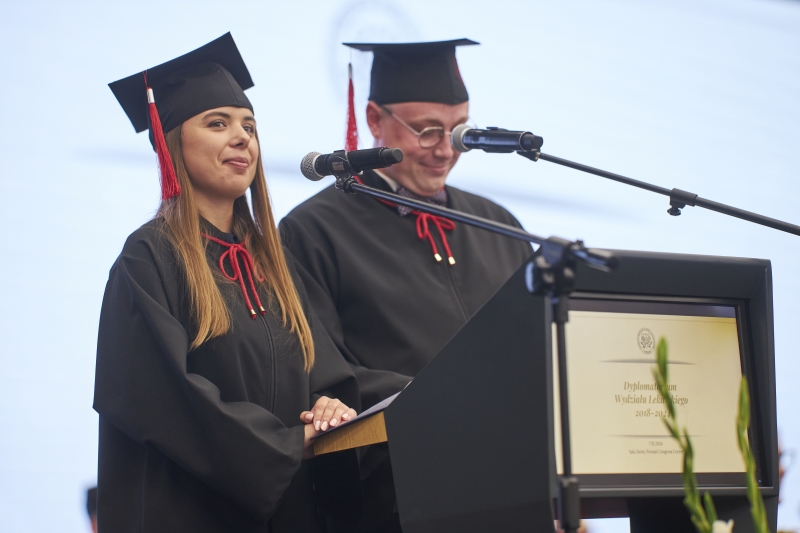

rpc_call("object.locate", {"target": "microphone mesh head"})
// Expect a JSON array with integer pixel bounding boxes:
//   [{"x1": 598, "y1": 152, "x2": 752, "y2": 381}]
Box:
[
  {"x1": 300, "y1": 152, "x2": 324, "y2": 181},
  {"x1": 450, "y1": 124, "x2": 472, "y2": 153}
]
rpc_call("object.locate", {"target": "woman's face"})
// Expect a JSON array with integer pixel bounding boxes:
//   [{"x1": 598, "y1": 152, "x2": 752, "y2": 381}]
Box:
[{"x1": 180, "y1": 106, "x2": 259, "y2": 202}]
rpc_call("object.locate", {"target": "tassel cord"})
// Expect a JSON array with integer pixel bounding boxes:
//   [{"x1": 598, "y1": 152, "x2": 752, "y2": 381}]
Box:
[
  {"x1": 415, "y1": 212, "x2": 456, "y2": 264},
  {"x1": 351, "y1": 174, "x2": 456, "y2": 265},
  {"x1": 202, "y1": 234, "x2": 266, "y2": 318},
  {"x1": 345, "y1": 62, "x2": 359, "y2": 152},
  {"x1": 143, "y1": 71, "x2": 181, "y2": 200}
]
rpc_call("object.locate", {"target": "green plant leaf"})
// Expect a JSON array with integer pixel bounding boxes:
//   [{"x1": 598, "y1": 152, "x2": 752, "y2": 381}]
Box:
[
  {"x1": 652, "y1": 336, "x2": 712, "y2": 533},
  {"x1": 736, "y1": 376, "x2": 770, "y2": 533},
  {"x1": 704, "y1": 492, "x2": 718, "y2": 524},
  {"x1": 657, "y1": 338, "x2": 668, "y2": 383}
]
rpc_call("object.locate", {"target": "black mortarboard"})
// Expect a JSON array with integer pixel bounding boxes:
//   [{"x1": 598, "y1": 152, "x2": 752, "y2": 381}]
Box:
[
  {"x1": 109, "y1": 32, "x2": 253, "y2": 136},
  {"x1": 343, "y1": 39, "x2": 478, "y2": 105},
  {"x1": 108, "y1": 33, "x2": 254, "y2": 200}
]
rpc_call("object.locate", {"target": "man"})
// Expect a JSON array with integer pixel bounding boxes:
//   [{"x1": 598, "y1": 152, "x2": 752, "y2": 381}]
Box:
[{"x1": 281, "y1": 39, "x2": 533, "y2": 531}]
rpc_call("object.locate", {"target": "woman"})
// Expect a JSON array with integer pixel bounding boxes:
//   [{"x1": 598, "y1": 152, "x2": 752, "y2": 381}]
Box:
[{"x1": 95, "y1": 34, "x2": 360, "y2": 532}]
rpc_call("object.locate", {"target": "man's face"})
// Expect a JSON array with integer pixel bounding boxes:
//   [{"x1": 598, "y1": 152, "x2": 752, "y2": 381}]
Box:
[{"x1": 367, "y1": 100, "x2": 469, "y2": 196}]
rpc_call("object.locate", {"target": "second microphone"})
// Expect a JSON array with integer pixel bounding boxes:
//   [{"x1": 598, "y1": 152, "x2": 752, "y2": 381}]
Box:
[
  {"x1": 301, "y1": 147, "x2": 404, "y2": 181},
  {"x1": 451, "y1": 124, "x2": 544, "y2": 153}
]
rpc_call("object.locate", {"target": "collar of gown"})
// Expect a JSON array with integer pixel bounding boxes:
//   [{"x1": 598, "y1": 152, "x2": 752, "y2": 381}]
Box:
[
  {"x1": 200, "y1": 217, "x2": 239, "y2": 244},
  {"x1": 371, "y1": 168, "x2": 400, "y2": 192}
]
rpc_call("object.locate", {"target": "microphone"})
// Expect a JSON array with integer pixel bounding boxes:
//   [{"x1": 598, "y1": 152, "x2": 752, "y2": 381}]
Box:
[
  {"x1": 301, "y1": 147, "x2": 404, "y2": 181},
  {"x1": 451, "y1": 124, "x2": 544, "y2": 153}
]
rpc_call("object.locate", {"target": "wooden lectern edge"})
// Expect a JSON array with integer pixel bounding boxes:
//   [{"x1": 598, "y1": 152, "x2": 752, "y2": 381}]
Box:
[{"x1": 313, "y1": 411, "x2": 388, "y2": 455}]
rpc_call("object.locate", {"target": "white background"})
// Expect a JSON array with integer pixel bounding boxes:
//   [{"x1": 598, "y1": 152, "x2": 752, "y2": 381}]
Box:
[{"x1": 0, "y1": 1, "x2": 798, "y2": 531}]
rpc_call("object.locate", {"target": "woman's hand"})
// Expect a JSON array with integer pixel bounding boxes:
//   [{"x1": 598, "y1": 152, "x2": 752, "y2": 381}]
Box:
[{"x1": 299, "y1": 396, "x2": 357, "y2": 432}]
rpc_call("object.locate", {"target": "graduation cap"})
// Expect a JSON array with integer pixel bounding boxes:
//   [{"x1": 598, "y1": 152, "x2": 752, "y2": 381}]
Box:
[
  {"x1": 343, "y1": 39, "x2": 478, "y2": 105},
  {"x1": 109, "y1": 33, "x2": 254, "y2": 200}
]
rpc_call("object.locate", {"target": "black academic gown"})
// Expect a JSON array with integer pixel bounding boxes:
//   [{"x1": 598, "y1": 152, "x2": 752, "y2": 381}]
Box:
[
  {"x1": 280, "y1": 170, "x2": 533, "y2": 531},
  {"x1": 93, "y1": 219, "x2": 360, "y2": 533}
]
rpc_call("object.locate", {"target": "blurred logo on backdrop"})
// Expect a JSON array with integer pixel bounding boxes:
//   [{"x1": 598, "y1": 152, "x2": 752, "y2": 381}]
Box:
[{"x1": 327, "y1": 1, "x2": 420, "y2": 146}]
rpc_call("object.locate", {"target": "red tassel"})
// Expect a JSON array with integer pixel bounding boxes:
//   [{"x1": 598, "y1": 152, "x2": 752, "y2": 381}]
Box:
[
  {"x1": 144, "y1": 73, "x2": 180, "y2": 200},
  {"x1": 345, "y1": 63, "x2": 359, "y2": 152}
]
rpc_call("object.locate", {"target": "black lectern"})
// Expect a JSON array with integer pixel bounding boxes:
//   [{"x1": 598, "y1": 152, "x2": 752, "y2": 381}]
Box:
[
  {"x1": 315, "y1": 249, "x2": 779, "y2": 533},
  {"x1": 384, "y1": 266, "x2": 555, "y2": 533}
]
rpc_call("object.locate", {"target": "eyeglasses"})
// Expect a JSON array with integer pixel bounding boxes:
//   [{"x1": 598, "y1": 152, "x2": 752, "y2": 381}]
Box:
[{"x1": 380, "y1": 105, "x2": 468, "y2": 149}]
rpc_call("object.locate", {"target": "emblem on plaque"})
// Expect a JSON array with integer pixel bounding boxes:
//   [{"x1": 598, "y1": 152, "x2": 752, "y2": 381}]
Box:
[{"x1": 637, "y1": 328, "x2": 655, "y2": 354}]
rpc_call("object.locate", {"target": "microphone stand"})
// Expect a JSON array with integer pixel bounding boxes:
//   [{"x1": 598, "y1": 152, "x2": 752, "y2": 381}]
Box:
[
  {"x1": 516, "y1": 150, "x2": 800, "y2": 237},
  {"x1": 333, "y1": 173, "x2": 616, "y2": 533}
]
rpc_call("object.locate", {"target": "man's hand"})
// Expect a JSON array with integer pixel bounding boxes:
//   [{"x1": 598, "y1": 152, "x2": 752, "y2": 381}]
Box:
[{"x1": 299, "y1": 396, "x2": 358, "y2": 432}]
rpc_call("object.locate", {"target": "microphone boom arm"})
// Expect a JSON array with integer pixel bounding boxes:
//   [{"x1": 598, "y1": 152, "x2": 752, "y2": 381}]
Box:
[{"x1": 517, "y1": 150, "x2": 800, "y2": 237}]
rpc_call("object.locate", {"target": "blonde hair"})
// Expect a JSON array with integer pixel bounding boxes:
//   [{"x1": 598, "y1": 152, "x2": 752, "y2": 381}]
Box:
[{"x1": 157, "y1": 125, "x2": 314, "y2": 370}]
